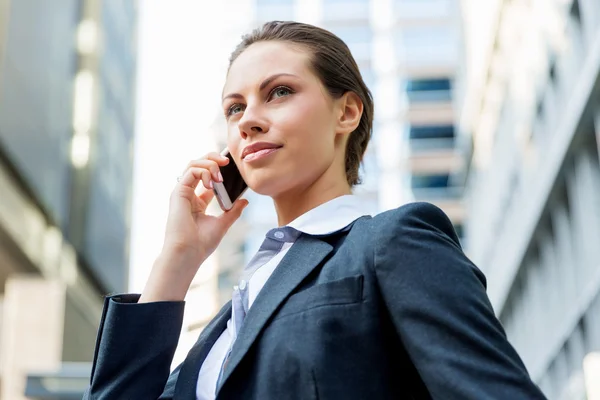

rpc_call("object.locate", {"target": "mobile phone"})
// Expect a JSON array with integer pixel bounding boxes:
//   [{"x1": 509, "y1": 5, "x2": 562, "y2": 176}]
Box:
[{"x1": 213, "y1": 148, "x2": 248, "y2": 211}]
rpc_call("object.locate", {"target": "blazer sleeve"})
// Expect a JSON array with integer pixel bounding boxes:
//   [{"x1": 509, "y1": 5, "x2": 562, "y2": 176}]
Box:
[
  {"x1": 373, "y1": 202, "x2": 547, "y2": 400},
  {"x1": 82, "y1": 294, "x2": 185, "y2": 400}
]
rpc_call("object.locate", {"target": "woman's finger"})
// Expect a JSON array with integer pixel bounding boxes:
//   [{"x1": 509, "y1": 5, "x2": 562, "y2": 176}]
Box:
[
  {"x1": 207, "y1": 152, "x2": 230, "y2": 165},
  {"x1": 200, "y1": 169, "x2": 213, "y2": 190},
  {"x1": 178, "y1": 166, "x2": 210, "y2": 190},
  {"x1": 185, "y1": 157, "x2": 228, "y2": 182}
]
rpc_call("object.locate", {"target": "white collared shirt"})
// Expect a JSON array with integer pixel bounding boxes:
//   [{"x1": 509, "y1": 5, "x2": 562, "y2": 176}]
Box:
[{"x1": 196, "y1": 195, "x2": 369, "y2": 400}]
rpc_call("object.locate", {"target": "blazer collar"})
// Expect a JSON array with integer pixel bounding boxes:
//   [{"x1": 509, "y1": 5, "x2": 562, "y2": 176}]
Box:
[
  {"x1": 215, "y1": 233, "x2": 334, "y2": 394},
  {"x1": 175, "y1": 301, "x2": 232, "y2": 399}
]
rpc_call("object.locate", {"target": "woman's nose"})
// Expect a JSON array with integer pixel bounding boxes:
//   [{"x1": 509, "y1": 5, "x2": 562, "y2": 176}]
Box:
[{"x1": 238, "y1": 106, "x2": 268, "y2": 138}]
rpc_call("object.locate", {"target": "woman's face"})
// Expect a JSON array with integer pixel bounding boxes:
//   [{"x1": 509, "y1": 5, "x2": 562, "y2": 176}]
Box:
[{"x1": 222, "y1": 41, "x2": 346, "y2": 198}]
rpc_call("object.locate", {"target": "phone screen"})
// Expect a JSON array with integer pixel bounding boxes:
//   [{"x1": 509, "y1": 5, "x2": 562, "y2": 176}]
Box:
[{"x1": 221, "y1": 151, "x2": 248, "y2": 201}]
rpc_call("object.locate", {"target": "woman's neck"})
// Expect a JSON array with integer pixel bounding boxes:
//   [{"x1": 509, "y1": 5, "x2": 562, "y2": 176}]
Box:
[{"x1": 272, "y1": 172, "x2": 352, "y2": 227}]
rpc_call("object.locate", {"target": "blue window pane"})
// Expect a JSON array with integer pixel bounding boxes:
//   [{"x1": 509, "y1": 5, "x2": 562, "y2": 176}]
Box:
[
  {"x1": 404, "y1": 78, "x2": 452, "y2": 102},
  {"x1": 409, "y1": 125, "x2": 455, "y2": 140},
  {"x1": 408, "y1": 125, "x2": 456, "y2": 152},
  {"x1": 406, "y1": 78, "x2": 451, "y2": 92},
  {"x1": 411, "y1": 174, "x2": 450, "y2": 189}
]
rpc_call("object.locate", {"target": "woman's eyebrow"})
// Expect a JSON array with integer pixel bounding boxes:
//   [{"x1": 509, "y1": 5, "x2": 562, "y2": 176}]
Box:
[{"x1": 222, "y1": 73, "x2": 299, "y2": 103}]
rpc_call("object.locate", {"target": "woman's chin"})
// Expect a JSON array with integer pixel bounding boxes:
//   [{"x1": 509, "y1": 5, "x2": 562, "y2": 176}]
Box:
[
  {"x1": 247, "y1": 182, "x2": 279, "y2": 197},
  {"x1": 246, "y1": 175, "x2": 290, "y2": 198}
]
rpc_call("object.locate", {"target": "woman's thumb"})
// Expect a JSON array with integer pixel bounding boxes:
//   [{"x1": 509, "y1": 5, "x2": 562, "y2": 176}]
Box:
[{"x1": 217, "y1": 199, "x2": 249, "y2": 232}]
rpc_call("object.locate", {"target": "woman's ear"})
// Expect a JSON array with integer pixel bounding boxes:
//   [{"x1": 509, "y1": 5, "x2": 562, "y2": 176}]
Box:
[{"x1": 336, "y1": 92, "x2": 363, "y2": 136}]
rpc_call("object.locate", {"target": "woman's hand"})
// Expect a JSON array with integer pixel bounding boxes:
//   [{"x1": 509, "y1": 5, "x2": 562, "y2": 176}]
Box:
[{"x1": 140, "y1": 152, "x2": 248, "y2": 303}]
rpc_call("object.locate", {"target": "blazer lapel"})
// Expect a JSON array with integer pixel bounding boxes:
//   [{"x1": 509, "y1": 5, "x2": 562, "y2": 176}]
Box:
[
  {"x1": 216, "y1": 234, "x2": 333, "y2": 393},
  {"x1": 174, "y1": 301, "x2": 232, "y2": 399}
]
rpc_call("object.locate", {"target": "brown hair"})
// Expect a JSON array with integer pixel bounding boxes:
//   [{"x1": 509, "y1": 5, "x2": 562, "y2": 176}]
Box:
[{"x1": 229, "y1": 21, "x2": 374, "y2": 186}]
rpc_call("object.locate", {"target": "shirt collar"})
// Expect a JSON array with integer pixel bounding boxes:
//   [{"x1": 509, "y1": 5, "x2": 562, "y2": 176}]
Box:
[{"x1": 287, "y1": 195, "x2": 369, "y2": 236}]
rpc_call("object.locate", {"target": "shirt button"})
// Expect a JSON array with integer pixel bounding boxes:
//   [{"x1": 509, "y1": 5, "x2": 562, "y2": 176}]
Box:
[
  {"x1": 239, "y1": 280, "x2": 247, "y2": 290},
  {"x1": 274, "y1": 231, "x2": 285, "y2": 239}
]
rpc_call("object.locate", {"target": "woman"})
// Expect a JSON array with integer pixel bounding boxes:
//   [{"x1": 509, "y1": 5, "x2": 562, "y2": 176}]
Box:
[{"x1": 84, "y1": 21, "x2": 547, "y2": 400}]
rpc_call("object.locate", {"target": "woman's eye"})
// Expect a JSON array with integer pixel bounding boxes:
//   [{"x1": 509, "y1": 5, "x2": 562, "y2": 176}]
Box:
[
  {"x1": 227, "y1": 104, "x2": 245, "y2": 117},
  {"x1": 269, "y1": 86, "x2": 293, "y2": 100}
]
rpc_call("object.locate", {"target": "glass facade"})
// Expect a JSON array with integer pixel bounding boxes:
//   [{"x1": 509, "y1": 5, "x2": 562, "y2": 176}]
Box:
[
  {"x1": 83, "y1": 1, "x2": 137, "y2": 292},
  {"x1": 0, "y1": 0, "x2": 79, "y2": 229},
  {"x1": 500, "y1": 137, "x2": 600, "y2": 396},
  {"x1": 0, "y1": 0, "x2": 137, "y2": 294},
  {"x1": 459, "y1": 1, "x2": 600, "y2": 395}
]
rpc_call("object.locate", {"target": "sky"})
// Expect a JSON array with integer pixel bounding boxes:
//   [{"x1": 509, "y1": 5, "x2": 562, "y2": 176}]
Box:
[{"x1": 129, "y1": 2, "x2": 240, "y2": 291}]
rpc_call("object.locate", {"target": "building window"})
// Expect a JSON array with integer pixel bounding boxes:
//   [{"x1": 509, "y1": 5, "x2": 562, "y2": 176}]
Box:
[
  {"x1": 408, "y1": 125, "x2": 456, "y2": 152},
  {"x1": 409, "y1": 125, "x2": 455, "y2": 140},
  {"x1": 411, "y1": 173, "x2": 450, "y2": 189},
  {"x1": 404, "y1": 78, "x2": 452, "y2": 103},
  {"x1": 410, "y1": 173, "x2": 461, "y2": 199}
]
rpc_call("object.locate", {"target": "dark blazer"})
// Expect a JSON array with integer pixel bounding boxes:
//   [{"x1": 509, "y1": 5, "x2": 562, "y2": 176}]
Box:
[{"x1": 83, "y1": 202, "x2": 547, "y2": 400}]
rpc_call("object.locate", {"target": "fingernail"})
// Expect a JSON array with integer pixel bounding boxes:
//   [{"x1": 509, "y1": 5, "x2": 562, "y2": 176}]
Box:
[
  {"x1": 209, "y1": 181, "x2": 213, "y2": 189},
  {"x1": 218, "y1": 172, "x2": 224, "y2": 182}
]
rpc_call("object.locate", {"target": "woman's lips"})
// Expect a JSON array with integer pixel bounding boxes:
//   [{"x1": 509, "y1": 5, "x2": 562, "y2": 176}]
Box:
[{"x1": 243, "y1": 147, "x2": 281, "y2": 162}]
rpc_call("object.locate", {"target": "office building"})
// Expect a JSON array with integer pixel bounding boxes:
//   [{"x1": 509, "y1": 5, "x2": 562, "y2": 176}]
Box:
[
  {"x1": 457, "y1": 0, "x2": 600, "y2": 397},
  {"x1": 377, "y1": 0, "x2": 465, "y2": 242},
  {"x1": 0, "y1": 0, "x2": 138, "y2": 398}
]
